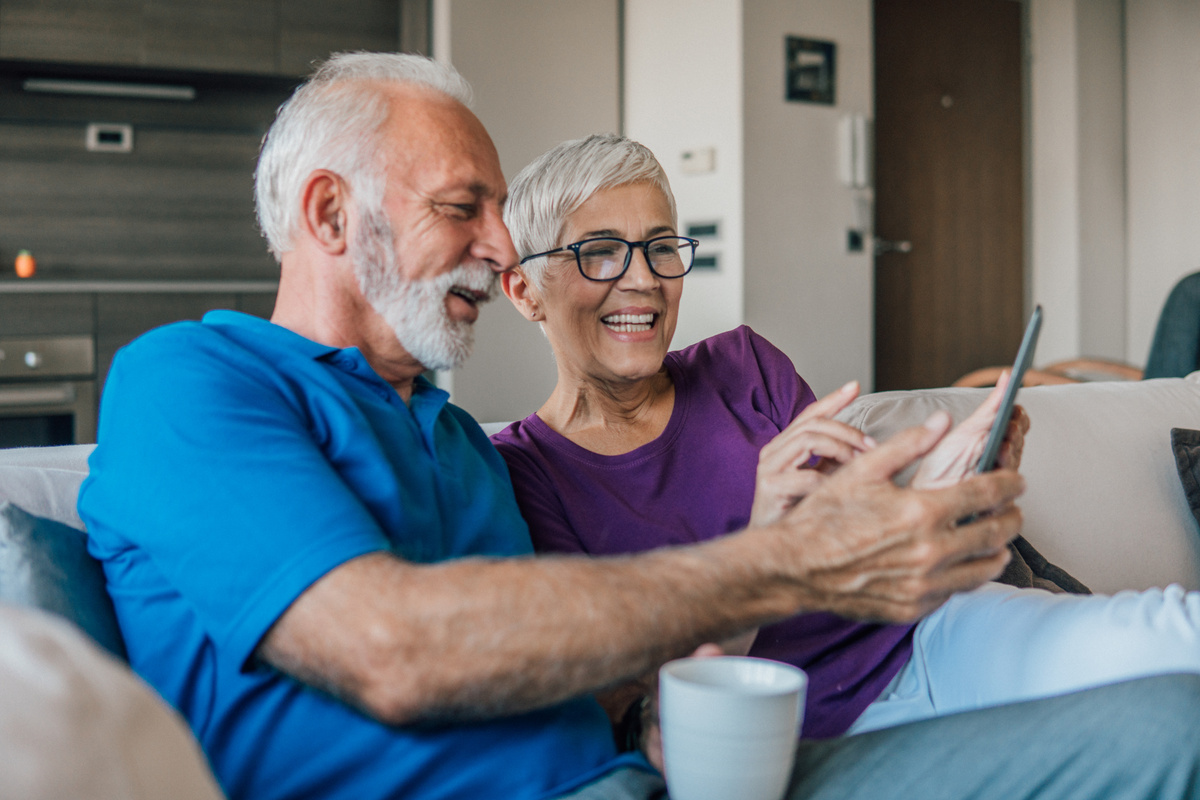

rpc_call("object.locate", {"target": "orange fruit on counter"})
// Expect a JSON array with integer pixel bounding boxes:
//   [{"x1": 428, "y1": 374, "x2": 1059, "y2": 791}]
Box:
[{"x1": 15, "y1": 250, "x2": 36, "y2": 278}]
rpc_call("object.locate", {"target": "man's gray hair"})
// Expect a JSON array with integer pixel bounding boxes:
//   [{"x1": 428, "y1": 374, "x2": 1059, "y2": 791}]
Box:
[
  {"x1": 255, "y1": 52, "x2": 473, "y2": 260},
  {"x1": 504, "y1": 134, "x2": 677, "y2": 288}
]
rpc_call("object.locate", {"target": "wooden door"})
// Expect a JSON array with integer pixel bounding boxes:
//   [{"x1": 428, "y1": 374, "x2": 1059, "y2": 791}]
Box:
[{"x1": 873, "y1": 0, "x2": 1024, "y2": 390}]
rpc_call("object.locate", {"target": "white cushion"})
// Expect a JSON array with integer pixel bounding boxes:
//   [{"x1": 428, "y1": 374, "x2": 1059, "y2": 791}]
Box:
[
  {"x1": 837, "y1": 373, "x2": 1200, "y2": 594},
  {"x1": 0, "y1": 445, "x2": 94, "y2": 531},
  {"x1": 479, "y1": 421, "x2": 513, "y2": 437}
]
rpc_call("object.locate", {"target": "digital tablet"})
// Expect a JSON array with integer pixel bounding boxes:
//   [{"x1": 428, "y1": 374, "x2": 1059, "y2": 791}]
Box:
[{"x1": 975, "y1": 305, "x2": 1042, "y2": 474}]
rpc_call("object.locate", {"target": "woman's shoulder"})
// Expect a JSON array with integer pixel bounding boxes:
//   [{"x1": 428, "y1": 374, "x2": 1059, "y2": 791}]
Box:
[
  {"x1": 668, "y1": 325, "x2": 796, "y2": 376},
  {"x1": 668, "y1": 326, "x2": 814, "y2": 423},
  {"x1": 488, "y1": 414, "x2": 543, "y2": 457}
]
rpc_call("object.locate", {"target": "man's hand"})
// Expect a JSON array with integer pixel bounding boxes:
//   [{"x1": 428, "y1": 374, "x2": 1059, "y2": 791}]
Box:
[
  {"x1": 912, "y1": 372, "x2": 1030, "y2": 490},
  {"x1": 769, "y1": 411, "x2": 1024, "y2": 623},
  {"x1": 750, "y1": 381, "x2": 876, "y2": 527}
]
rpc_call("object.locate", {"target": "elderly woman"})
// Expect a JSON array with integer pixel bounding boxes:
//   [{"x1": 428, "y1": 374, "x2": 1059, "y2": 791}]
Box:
[{"x1": 491, "y1": 133, "x2": 1200, "y2": 742}]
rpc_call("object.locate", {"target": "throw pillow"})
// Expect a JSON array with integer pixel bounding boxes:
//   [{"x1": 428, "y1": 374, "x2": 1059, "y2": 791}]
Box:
[
  {"x1": 996, "y1": 535, "x2": 1090, "y2": 595},
  {"x1": 1171, "y1": 428, "x2": 1200, "y2": 530},
  {"x1": 0, "y1": 501, "x2": 127, "y2": 660}
]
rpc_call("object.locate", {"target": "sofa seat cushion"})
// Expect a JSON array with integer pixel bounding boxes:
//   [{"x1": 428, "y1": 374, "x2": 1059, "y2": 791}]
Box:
[{"x1": 0, "y1": 501, "x2": 126, "y2": 660}]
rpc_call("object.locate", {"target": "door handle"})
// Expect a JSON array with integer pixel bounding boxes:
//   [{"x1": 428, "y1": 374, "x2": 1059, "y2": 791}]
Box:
[{"x1": 874, "y1": 238, "x2": 913, "y2": 256}]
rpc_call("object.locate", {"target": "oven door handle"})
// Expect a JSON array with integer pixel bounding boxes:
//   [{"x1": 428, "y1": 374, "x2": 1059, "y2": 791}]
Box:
[{"x1": 0, "y1": 383, "x2": 78, "y2": 407}]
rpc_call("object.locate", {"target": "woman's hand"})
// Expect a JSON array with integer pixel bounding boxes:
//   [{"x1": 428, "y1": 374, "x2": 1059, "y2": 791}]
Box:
[
  {"x1": 749, "y1": 381, "x2": 876, "y2": 527},
  {"x1": 911, "y1": 371, "x2": 1030, "y2": 490}
]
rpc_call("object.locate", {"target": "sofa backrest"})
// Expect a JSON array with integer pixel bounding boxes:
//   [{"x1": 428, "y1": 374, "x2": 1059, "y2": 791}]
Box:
[
  {"x1": 837, "y1": 373, "x2": 1200, "y2": 594},
  {"x1": 4, "y1": 374, "x2": 1200, "y2": 598}
]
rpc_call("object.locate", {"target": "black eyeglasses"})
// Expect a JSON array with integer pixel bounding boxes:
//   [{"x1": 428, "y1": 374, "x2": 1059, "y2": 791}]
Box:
[{"x1": 520, "y1": 235, "x2": 700, "y2": 282}]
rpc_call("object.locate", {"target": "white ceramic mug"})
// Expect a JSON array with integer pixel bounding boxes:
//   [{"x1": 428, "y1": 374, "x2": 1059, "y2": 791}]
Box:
[{"x1": 659, "y1": 656, "x2": 807, "y2": 800}]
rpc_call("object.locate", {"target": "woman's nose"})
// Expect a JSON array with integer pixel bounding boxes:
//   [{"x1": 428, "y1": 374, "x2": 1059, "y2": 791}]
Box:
[{"x1": 618, "y1": 246, "x2": 658, "y2": 288}]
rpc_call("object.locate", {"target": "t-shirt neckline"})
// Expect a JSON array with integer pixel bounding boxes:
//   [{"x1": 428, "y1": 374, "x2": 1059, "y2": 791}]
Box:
[{"x1": 524, "y1": 355, "x2": 690, "y2": 467}]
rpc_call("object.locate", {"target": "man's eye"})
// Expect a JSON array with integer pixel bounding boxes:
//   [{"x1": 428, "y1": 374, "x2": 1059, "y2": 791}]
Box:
[{"x1": 444, "y1": 203, "x2": 477, "y2": 218}]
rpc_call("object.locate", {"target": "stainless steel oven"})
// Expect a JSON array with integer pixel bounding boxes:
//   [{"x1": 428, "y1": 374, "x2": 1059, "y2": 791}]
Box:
[{"x1": 0, "y1": 335, "x2": 96, "y2": 448}]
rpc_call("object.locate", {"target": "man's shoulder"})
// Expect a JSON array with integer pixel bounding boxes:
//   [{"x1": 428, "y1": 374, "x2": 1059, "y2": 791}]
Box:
[{"x1": 117, "y1": 312, "x2": 321, "y2": 382}]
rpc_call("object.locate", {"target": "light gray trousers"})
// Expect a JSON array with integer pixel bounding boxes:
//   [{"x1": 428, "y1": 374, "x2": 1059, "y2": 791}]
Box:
[{"x1": 561, "y1": 673, "x2": 1200, "y2": 800}]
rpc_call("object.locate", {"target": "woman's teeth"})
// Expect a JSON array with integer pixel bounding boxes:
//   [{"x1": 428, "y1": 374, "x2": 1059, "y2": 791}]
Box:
[{"x1": 602, "y1": 313, "x2": 655, "y2": 332}]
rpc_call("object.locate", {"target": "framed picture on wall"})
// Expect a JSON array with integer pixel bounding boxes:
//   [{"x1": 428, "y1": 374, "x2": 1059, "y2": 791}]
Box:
[{"x1": 785, "y1": 36, "x2": 836, "y2": 105}]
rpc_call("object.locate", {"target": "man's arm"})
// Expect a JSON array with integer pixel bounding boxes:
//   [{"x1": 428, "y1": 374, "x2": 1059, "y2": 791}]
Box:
[{"x1": 258, "y1": 414, "x2": 1023, "y2": 726}]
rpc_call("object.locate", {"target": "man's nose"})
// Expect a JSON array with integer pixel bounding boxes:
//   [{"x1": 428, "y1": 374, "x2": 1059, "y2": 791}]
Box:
[{"x1": 476, "y1": 207, "x2": 519, "y2": 273}]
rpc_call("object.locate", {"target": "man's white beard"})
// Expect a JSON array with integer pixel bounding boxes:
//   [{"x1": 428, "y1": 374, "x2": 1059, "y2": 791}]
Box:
[{"x1": 352, "y1": 205, "x2": 498, "y2": 372}]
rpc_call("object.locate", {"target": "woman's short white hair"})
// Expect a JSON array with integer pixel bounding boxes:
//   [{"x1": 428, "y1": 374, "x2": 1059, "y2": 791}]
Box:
[
  {"x1": 255, "y1": 52, "x2": 472, "y2": 260},
  {"x1": 504, "y1": 134, "x2": 677, "y2": 288}
]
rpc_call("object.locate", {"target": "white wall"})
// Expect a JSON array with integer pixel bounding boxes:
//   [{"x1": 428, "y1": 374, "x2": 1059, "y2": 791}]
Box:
[
  {"x1": 624, "y1": 0, "x2": 745, "y2": 350},
  {"x1": 1031, "y1": 0, "x2": 1200, "y2": 369},
  {"x1": 1028, "y1": 0, "x2": 1127, "y2": 365},
  {"x1": 743, "y1": 0, "x2": 874, "y2": 395},
  {"x1": 1125, "y1": 0, "x2": 1200, "y2": 364},
  {"x1": 436, "y1": 0, "x2": 621, "y2": 422}
]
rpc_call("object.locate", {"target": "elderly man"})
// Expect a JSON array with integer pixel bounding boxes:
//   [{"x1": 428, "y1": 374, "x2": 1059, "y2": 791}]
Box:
[{"x1": 78, "y1": 53, "x2": 1200, "y2": 800}]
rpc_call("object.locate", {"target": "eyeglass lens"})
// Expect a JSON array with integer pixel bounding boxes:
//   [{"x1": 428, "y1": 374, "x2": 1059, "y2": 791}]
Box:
[{"x1": 576, "y1": 237, "x2": 694, "y2": 280}]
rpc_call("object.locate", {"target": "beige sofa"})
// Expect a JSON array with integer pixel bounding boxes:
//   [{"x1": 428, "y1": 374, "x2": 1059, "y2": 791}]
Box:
[{"x1": 1, "y1": 373, "x2": 1199, "y2": 796}]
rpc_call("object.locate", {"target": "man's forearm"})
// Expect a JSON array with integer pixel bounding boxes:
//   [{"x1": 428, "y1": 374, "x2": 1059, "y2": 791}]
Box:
[{"x1": 260, "y1": 529, "x2": 800, "y2": 725}]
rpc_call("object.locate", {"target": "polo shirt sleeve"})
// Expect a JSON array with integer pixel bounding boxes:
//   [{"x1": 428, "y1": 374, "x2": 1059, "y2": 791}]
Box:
[{"x1": 80, "y1": 324, "x2": 391, "y2": 671}]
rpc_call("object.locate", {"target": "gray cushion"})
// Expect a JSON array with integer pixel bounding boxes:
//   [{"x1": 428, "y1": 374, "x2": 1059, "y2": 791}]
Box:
[
  {"x1": 1172, "y1": 428, "x2": 1200, "y2": 530},
  {"x1": 0, "y1": 501, "x2": 126, "y2": 661}
]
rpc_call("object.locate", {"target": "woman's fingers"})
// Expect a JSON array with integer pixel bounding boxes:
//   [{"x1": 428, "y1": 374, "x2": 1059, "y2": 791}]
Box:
[
  {"x1": 955, "y1": 371, "x2": 1009, "y2": 434},
  {"x1": 750, "y1": 469, "x2": 827, "y2": 526},
  {"x1": 995, "y1": 406, "x2": 1029, "y2": 470},
  {"x1": 795, "y1": 380, "x2": 861, "y2": 421},
  {"x1": 761, "y1": 417, "x2": 874, "y2": 470}
]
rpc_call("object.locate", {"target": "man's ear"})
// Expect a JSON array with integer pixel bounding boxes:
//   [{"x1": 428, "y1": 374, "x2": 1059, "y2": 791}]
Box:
[
  {"x1": 299, "y1": 169, "x2": 349, "y2": 255},
  {"x1": 502, "y1": 268, "x2": 545, "y2": 322}
]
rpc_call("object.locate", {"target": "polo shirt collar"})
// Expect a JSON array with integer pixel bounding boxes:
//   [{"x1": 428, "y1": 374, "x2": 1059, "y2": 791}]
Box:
[{"x1": 202, "y1": 309, "x2": 343, "y2": 361}]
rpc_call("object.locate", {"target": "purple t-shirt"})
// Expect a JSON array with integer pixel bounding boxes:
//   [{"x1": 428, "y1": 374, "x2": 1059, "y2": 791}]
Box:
[{"x1": 491, "y1": 326, "x2": 915, "y2": 738}]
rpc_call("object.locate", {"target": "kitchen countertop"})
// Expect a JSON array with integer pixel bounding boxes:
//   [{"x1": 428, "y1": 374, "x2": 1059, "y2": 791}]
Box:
[{"x1": 0, "y1": 279, "x2": 278, "y2": 293}]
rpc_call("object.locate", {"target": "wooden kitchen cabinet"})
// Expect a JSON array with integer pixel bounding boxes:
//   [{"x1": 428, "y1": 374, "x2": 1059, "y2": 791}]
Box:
[
  {"x1": 279, "y1": 0, "x2": 400, "y2": 76},
  {"x1": 237, "y1": 292, "x2": 276, "y2": 320},
  {"x1": 0, "y1": 0, "x2": 144, "y2": 67},
  {"x1": 0, "y1": 294, "x2": 94, "y2": 337},
  {"x1": 0, "y1": 0, "x2": 400, "y2": 76},
  {"x1": 142, "y1": 0, "x2": 278, "y2": 75}
]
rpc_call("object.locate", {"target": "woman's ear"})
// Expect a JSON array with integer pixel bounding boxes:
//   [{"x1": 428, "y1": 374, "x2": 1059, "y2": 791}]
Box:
[
  {"x1": 502, "y1": 268, "x2": 546, "y2": 322},
  {"x1": 299, "y1": 169, "x2": 348, "y2": 255}
]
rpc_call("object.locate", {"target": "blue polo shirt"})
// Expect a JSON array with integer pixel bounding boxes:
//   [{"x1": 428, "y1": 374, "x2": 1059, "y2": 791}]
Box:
[{"x1": 79, "y1": 310, "x2": 640, "y2": 800}]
